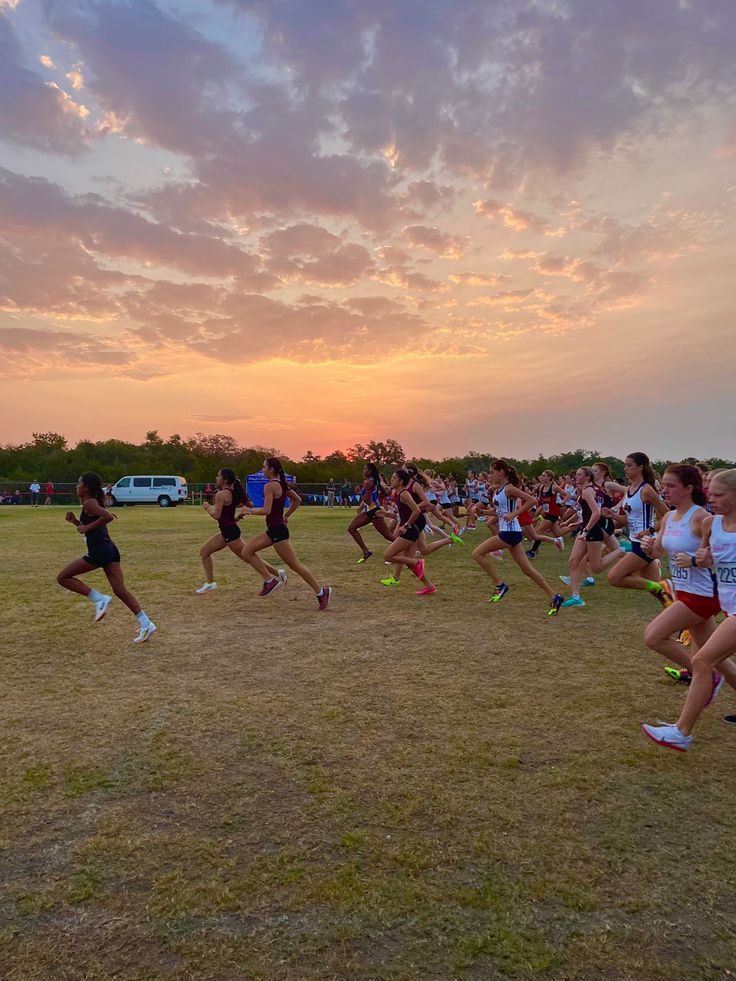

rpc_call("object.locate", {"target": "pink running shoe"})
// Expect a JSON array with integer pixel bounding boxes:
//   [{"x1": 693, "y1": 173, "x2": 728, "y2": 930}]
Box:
[
  {"x1": 317, "y1": 586, "x2": 332, "y2": 611},
  {"x1": 416, "y1": 585, "x2": 436, "y2": 596},
  {"x1": 413, "y1": 558, "x2": 425, "y2": 580},
  {"x1": 258, "y1": 577, "x2": 282, "y2": 598},
  {"x1": 705, "y1": 672, "x2": 724, "y2": 708}
]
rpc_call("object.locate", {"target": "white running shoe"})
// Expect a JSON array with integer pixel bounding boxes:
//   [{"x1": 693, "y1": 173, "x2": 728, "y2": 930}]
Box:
[
  {"x1": 195, "y1": 582, "x2": 217, "y2": 594},
  {"x1": 134, "y1": 622, "x2": 157, "y2": 644},
  {"x1": 278, "y1": 568, "x2": 288, "y2": 584},
  {"x1": 559, "y1": 575, "x2": 571, "y2": 585},
  {"x1": 554, "y1": 537, "x2": 564, "y2": 551},
  {"x1": 94, "y1": 594, "x2": 112, "y2": 622},
  {"x1": 641, "y1": 722, "x2": 692, "y2": 752}
]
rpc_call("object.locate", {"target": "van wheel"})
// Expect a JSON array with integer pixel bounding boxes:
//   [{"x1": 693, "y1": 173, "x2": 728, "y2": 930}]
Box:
[
  {"x1": 110, "y1": 496, "x2": 119, "y2": 507},
  {"x1": 158, "y1": 495, "x2": 172, "y2": 508}
]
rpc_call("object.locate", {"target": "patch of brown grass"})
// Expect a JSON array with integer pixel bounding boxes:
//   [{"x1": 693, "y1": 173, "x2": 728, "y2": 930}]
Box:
[{"x1": 1, "y1": 506, "x2": 735, "y2": 980}]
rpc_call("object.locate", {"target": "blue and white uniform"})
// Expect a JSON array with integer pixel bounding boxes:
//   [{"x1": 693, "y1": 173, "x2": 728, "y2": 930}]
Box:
[
  {"x1": 710, "y1": 515, "x2": 736, "y2": 616},
  {"x1": 624, "y1": 482, "x2": 655, "y2": 562},
  {"x1": 494, "y1": 484, "x2": 523, "y2": 544}
]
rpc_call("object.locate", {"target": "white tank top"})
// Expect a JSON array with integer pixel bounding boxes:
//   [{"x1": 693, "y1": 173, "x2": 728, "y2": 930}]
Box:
[
  {"x1": 493, "y1": 484, "x2": 521, "y2": 532},
  {"x1": 661, "y1": 505, "x2": 715, "y2": 598},
  {"x1": 710, "y1": 515, "x2": 736, "y2": 615},
  {"x1": 624, "y1": 482, "x2": 654, "y2": 539},
  {"x1": 478, "y1": 481, "x2": 488, "y2": 504}
]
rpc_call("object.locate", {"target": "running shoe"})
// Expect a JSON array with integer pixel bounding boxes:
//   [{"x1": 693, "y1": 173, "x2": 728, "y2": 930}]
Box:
[
  {"x1": 705, "y1": 672, "x2": 724, "y2": 708},
  {"x1": 489, "y1": 583, "x2": 510, "y2": 603},
  {"x1": 453, "y1": 524, "x2": 461, "y2": 535},
  {"x1": 450, "y1": 532, "x2": 464, "y2": 545},
  {"x1": 416, "y1": 585, "x2": 437, "y2": 596},
  {"x1": 133, "y1": 622, "x2": 157, "y2": 644},
  {"x1": 620, "y1": 539, "x2": 633, "y2": 552},
  {"x1": 195, "y1": 582, "x2": 217, "y2": 594},
  {"x1": 413, "y1": 558, "x2": 425, "y2": 580},
  {"x1": 561, "y1": 595, "x2": 585, "y2": 608},
  {"x1": 724, "y1": 715, "x2": 736, "y2": 726},
  {"x1": 651, "y1": 580, "x2": 674, "y2": 609},
  {"x1": 664, "y1": 666, "x2": 692, "y2": 685},
  {"x1": 678, "y1": 629, "x2": 691, "y2": 647},
  {"x1": 94, "y1": 594, "x2": 112, "y2": 621},
  {"x1": 317, "y1": 586, "x2": 332, "y2": 611},
  {"x1": 525, "y1": 549, "x2": 537, "y2": 559},
  {"x1": 548, "y1": 593, "x2": 564, "y2": 616},
  {"x1": 559, "y1": 575, "x2": 572, "y2": 585},
  {"x1": 583, "y1": 576, "x2": 595, "y2": 587},
  {"x1": 491, "y1": 550, "x2": 504, "y2": 560},
  {"x1": 278, "y1": 568, "x2": 288, "y2": 585},
  {"x1": 553, "y1": 537, "x2": 564, "y2": 551},
  {"x1": 641, "y1": 722, "x2": 692, "y2": 752},
  {"x1": 380, "y1": 576, "x2": 400, "y2": 586},
  {"x1": 357, "y1": 552, "x2": 372, "y2": 564},
  {"x1": 258, "y1": 577, "x2": 282, "y2": 598}
]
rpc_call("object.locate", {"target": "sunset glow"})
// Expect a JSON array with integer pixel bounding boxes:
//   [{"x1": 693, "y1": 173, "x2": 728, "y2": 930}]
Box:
[{"x1": 1, "y1": 0, "x2": 735, "y2": 459}]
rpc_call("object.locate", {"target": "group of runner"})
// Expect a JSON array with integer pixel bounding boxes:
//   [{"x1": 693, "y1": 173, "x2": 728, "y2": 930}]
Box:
[{"x1": 55, "y1": 452, "x2": 736, "y2": 753}]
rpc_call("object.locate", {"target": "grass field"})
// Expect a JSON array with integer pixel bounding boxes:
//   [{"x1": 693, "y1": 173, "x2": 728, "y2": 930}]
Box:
[{"x1": 1, "y1": 505, "x2": 734, "y2": 981}]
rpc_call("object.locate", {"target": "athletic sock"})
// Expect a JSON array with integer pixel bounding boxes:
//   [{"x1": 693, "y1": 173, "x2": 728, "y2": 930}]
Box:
[
  {"x1": 88, "y1": 588, "x2": 104, "y2": 603},
  {"x1": 530, "y1": 541, "x2": 541, "y2": 555},
  {"x1": 136, "y1": 611, "x2": 151, "y2": 627}
]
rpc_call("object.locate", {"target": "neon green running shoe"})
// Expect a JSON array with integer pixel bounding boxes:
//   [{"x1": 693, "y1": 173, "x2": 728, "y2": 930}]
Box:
[{"x1": 380, "y1": 577, "x2": 400, "y2": 587}]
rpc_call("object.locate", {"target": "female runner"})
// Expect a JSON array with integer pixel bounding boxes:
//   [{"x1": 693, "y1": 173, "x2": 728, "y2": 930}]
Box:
[
  {"x1": 606, "y1": 452, "x2": 671, "y2": 605},
  {"x1": 196, "y1": 468, "x2": 283, "y2": 594},
  {"x1": 561, "y1": 468, "x2": 627, "y2": 607},
  {"x1": 527, "y1": 470, "x2": 566, "y2": 558},
  {"x1": 347, "y1": 463, "x2": 393, "y2": 564},
  {"x1": 471, "y1": 460, "x2": 564, "y2": 616},
  {"x1": 381, "y1": 469, "x2": 436, "y2": 595},
  {"x1": 640, "y1": 465, "x2": 736, "y2": 687},
  {"x1": 240, "y1": 457, "x2": 331, "y2": 610},
  {"x1": 57, "y1": 472, "x2": 156, "y2": 643},
  {"x1": 642, "y1": 468, "x2": 736, "y2": 750}
]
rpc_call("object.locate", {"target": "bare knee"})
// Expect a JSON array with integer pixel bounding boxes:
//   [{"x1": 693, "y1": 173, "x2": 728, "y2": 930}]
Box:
[
  {"x1": 691, "y1": 650, "x2": 715, "y2": 676},
  {"x1": 643, "y1": 623, "x2": 661, "y2": 649},
  {"x1": 57, "y1": 572, "x2": 69, "y2": 586}
]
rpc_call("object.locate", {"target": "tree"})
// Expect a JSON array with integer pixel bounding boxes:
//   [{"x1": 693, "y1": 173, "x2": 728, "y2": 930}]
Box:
[
  {"x1": 29, "y1": 432, "x2": 67, "y2": 451},
  {"x1": 347, "y1": 439, "x2": 405, "y2": 467},
  {"x1": 145, "y1": 430, "x2": 164, "y2": 448},
  {"x1": 186, "y1": 433, "x2": 241, "y2": 459}
]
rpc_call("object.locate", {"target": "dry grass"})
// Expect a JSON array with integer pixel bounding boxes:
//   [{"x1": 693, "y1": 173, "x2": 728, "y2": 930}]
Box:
[{"x1": 0, "y1": 505, "x2": 734, "y2": 980}]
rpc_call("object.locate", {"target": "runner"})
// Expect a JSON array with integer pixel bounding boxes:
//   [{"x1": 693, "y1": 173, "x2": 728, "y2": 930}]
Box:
[
  {"x1": 639, "y1": 465, "x2": 736, "y2": 689},
  {"x1": 471, "y1": 460, "x2": 564, "y2": 616},
  {"x1": 239, "y1": 457, "x2": 332, "y2": 610},
  {"x1": 381, "y1": 468, "x2": 436, "y2": 595},
  {"x1": 642, "y1": 468, "x2": 736, "y2": 751},
  {"x1": 56, "y1": 472, "x2": 156, "y2": 643},
  {"x1": 606, "y1": 452, "x2": 671, "y2": 604},
  {"x1": 347, "y1": 463, "x2": 393, "y2": 564},
  {"x1": 526, "y1": 470, "x2": 565, "y2": 558},
  {"x1": 195, "y1": 468, "x2": 283, "y2": 594}
]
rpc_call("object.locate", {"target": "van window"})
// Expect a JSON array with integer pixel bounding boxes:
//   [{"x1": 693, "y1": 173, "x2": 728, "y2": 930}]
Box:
[
  {"x1": 133, "y1": 477, "x2": 152, "y2": 488},
  {"x1": 116, "y1": 478, "x2": 130, "y2": 487},
  {"x1": 153, "y1": 477, "x2": 176, "y2": 487}
]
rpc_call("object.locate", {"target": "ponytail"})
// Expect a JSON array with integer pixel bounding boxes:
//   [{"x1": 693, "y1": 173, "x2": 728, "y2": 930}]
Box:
[
  {"x1": 220, "y1": 467, "x2": 251, "y2": 507},
  {"x1": 627, "y1": 451, "x2": 656, "y2": 487},
  {"x1": 80, "y1": 472, "x2": 105, "y2": 506},
  {"x1": 491, "y1": 459, "x2": 520, "y2": 487},
  {"x1": 665, "y1": 464, "x2": 707, "y2": 507},
  {"x1": 405, "y1": 462, "x2": 430, "y2": 488},
  {"x1": 265, "y1": 456, "x2": 288, "y2": 491}
]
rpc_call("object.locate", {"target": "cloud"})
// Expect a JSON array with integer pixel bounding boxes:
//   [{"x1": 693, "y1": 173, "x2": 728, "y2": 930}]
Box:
[
  {"x1": 259, "y1": 223, "x2": 375, "y2": 287},
  {"x1": 448, "y1": 271, "x2": 512, "y2": 287},
  {"x1": 0, "y1": 11, "x2": 90, "y2": 154},
  {"x1": 402, "y1": 224, "x2": 468, "y2": 258},
  {"x1": 0, "y1": 168, "x2": 258, "y2": 278},
  {"x1": 0, "y1": 325, "x2": 138, "y2": 376}
]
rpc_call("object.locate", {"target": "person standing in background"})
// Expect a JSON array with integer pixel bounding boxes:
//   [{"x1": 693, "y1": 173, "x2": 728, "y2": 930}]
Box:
[
  {"x1": 29, "y1": 480, "x2": 40, "y2": 506},
  {"x1": 340, "y1": 479, "x2": 351, "y2": 507},
  {"x1": 44, "y1": 480, "x2": 54, "y2": 505},
  {"x1": 326, "y1": 477, "x2": 336, "y2": 508}
]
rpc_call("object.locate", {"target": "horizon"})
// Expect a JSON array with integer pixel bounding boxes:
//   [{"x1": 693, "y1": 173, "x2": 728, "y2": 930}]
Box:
[{"x1": 1, "y1": 1, "x2": 735, "y2": 461}]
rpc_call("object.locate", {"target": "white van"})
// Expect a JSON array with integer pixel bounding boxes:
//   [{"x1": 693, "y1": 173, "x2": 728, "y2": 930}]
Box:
[{"x1": 110, "y1": 475, "x2": 188, "y2": 508}]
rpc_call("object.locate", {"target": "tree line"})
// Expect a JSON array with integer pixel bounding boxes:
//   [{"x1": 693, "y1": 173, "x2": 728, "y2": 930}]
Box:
[{"x1": 1, "y1": 431, "x2": 733, "y2": 486}]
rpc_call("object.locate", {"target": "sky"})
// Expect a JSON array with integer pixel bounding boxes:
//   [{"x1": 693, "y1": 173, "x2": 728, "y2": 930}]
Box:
[{"x1": 1, "y1": 0, "x2": 735, "y2": 462}]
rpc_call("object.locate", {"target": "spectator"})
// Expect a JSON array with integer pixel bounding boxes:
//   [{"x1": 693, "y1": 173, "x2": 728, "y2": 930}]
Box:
[
  {"x1": 29, "y1": 480, "x2": 40, "y2": 506},
  {"x1": 326, "y1": 477, "x2": 336, "y2": 508},
  {"x1": 204, "y1": 482, "x2": 214, "y2": 503},
  {"x1": 340, "y1": 479, "x2": 351, "y2": 507},
  {"x1": 12, "y1": 489, "x2": 22, "y2": 505},
  {"x1": 103, "y1": 483, "x2": 113, "y2": 506},
  {"x1": 44, "y1": 480, "x2": 55, "y2": 505}
]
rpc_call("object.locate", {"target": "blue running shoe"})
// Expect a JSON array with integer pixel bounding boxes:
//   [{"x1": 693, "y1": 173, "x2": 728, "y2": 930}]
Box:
[
  {"x1": 489, "y1": 583, "x2": 510, "y2": 603},
  {"x1": 561, "y1": 595, "x2": 585, "y2": 608}
]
